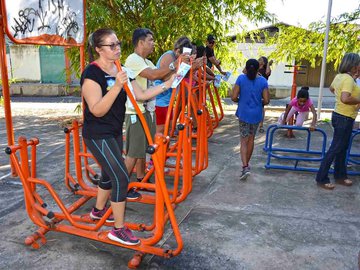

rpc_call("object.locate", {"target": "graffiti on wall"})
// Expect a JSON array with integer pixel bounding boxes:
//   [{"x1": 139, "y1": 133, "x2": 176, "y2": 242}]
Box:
[{"x1": 4, "y1": 0, "x2": 84, "y2": 45}]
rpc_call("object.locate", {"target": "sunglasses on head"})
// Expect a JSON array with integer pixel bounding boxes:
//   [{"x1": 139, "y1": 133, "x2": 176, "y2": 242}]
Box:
[{"x1": 100, "y1": 41, "x2": 122, "y2": 50}]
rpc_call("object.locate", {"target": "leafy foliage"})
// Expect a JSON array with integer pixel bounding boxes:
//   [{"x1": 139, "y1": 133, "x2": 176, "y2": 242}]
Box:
[
  {"x1": 68, "y1": 0, "x2": 271, "y2": 78},
  {"x1": 265, "y1": 6, "x2": 360, "y2": 68},
  {"x1": 0, "y1": 76, "x2": 17, "y2": 107}
]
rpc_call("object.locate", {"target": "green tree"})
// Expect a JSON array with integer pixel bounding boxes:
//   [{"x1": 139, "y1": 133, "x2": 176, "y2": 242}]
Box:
[
  {"x1": 68, "y1": 0, "x2": 271, "y2": 77},
  {"x1": 265, "y1": 6, "x2": 360, "y2": 68}
]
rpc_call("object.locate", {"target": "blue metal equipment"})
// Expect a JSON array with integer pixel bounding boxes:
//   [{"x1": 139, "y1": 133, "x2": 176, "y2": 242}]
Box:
[
  {"x1": 264, "y1": 125, "x2": 359, "y2": 175},
  {"x1": 264, "y1": 125, "x2": 327, "y2": 172},
  {"x1": 347, "y1": 129, "x2": 360, "y2": 168}
]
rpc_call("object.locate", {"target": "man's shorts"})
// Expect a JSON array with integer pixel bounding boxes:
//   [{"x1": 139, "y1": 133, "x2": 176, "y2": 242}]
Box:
[
  {"x1": 238, "y1": 120, "x2": 259, "y2": 138},
  {"x1": 155, "y1": 106, "x2": 172, "y2": 125},
  {"x1": 125, "y1": 111, "x2": 156, "y2": 159}
]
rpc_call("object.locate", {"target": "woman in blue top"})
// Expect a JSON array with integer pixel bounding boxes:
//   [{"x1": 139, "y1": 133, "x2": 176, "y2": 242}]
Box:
[
  {"x1": 231, "y1": 59, "x2": 270, "y2": 180},
  {"x1": 153, "y1": 36, "x2": 192, "y2": 134}
]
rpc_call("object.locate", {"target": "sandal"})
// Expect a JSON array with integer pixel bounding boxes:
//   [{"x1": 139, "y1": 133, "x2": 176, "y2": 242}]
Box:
[
  {"x1": 335, "y1": 179, "x2": 352, "y2": 186},
  {"x1": 317, "y1": 182, "x2": 335, "y2": 190},
  {"x1": 259, "y1": 127, "x2": 265, "y2": 133}
]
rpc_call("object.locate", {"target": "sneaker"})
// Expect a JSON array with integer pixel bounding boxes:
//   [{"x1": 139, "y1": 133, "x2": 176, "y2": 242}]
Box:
[
  {"x1": 108, "y1": 226, "x2": 140, "y2": 246},
  {"x1": 90, "y1": 206, "x2": 114, "y2": 223},
  {"x1": 126, "y1": 188, "x2": 141, "y2": 200},
  {"x1": 240, "y1": 166, "x2": 251, "y2": 180}
]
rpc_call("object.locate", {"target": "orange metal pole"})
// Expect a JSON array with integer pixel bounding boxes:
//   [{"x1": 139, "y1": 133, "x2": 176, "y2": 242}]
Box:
[
  {"x1": 0, "y1": 5, "x2": 15, "y2": 175},
  {"x1": 80, "y1": 45, "x2": 86, "y2": 73},
  {"x1": 287, "y1": 65, "x2": 298, "y2": 138},
  {"x1": 213, "y1": 84, "x2": 224, "y2": 121},
  {"x1": 207, "y1": 85, "x2": 219, "y2": 128}
]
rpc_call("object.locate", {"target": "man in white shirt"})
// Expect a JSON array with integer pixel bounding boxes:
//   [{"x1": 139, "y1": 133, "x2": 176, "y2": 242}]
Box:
[{"x1": 124, "y1": 28, "x2": 178, "y2": 198}]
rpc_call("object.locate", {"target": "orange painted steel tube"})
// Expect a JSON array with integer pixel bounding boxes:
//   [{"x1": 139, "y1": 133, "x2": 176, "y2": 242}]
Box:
[
  {"x1": 0, "y1": 4, "x2": 15, "y2": 175},
  {"x1": 115, "y1": 60, "x2": 183, "y2": 253},
  {"x1": 212, "y1": 84, "x2": 224, "y2": 121}
]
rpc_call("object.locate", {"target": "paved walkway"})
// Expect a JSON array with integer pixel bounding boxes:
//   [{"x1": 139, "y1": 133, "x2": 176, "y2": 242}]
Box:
[{"x1": 0, "y1": 98, "x2": 359, "y2": 270}]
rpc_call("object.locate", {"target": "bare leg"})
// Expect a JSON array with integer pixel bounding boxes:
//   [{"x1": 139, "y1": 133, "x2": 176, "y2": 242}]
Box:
[
  {"x1": 110, "y1": 201, "x2": 126, "y2": 228},
  {"x1": 156, "y1": 124, "x2": 165, "y2": 134},
  {"x1": 125, "y1": 156, "x2": 137, "y2": 176},
  {"x1": 246, "y1": 134, "x2": 255, "y2": 165},
  {"x1": 240, "y1": 136, "x2": 250, "y2": 167},
  {"x1": 259, "y1": 108, "x2": 265, "y2": 128},
  {"x1": 135, "y1": 158, "x2": 145, "y2": 179},
  {"x1": 95, "y1": 186, "x2": 111, "y2": 210}
]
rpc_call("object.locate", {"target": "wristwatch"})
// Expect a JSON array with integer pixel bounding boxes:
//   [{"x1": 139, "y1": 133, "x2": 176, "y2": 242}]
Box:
[
  {"x1": 169, "y1": 61, "x2": 176, "y2": 71},
  {"x1": 161, "y1": 83, "x2": 167, "y2": 92}
]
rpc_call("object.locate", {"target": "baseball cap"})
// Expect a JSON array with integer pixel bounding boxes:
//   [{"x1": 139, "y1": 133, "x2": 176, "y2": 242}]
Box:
[{"x1": 207, "y1": 35, "x2": 215, "y2": 42}]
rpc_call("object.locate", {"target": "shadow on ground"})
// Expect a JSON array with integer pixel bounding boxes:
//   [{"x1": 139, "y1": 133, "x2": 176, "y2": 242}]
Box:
[{"x1": 0, "y1": 110, "x2": 359, "y2": 270}]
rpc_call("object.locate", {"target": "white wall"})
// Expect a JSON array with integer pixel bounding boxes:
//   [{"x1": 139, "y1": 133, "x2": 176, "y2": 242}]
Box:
[
  {"x1": 10, "y1": 45, "x2": 41, "y2": 81},
  {"x1": 236, "y1": 43, "x2": 293, "y2": 87}
]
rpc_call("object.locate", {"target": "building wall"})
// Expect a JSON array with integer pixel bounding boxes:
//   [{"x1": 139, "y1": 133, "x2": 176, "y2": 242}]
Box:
[
  {"x1": 10, "y1": 45, "x2": 41, "y2": 81},
  {"x1": 8, "y1": 45, "x2": 69, "y2": 83},
  {"x1": 237, "y1": 42, "x2": 337, "y2": 88},
  {"x1": 39, "y1": 46, "x2": 66, "y2": 83},
  {"x1": 296, "y1": 59, "x2": 336, "y2": 87},
  {"x1": 237, "y1": 43, "x2": 293, "y2": 87}
]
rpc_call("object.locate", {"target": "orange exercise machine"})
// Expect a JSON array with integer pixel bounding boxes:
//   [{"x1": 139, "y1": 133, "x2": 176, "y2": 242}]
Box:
[{"x1": 6, "y1": 61, "x2": 185, "y2": 269}]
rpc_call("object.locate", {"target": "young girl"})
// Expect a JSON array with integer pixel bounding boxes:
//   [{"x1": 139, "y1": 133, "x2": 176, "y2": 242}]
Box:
[
  {"x1": 231, "y1": 59, "x2": 270, "y2": 180},
  {"x1": 279, "y1": 86, "x2": 317, "y2": 130}
]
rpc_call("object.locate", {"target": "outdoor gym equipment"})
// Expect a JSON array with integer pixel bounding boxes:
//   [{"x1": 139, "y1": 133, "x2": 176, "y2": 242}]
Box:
[
  {"x1": 5, "y1": 61, "x2": 185, "y2": 269},
  {"x1": 0, "y1": 0, "x2": 87, "y2": 175},
  {"x1": 264, "y1": 125, "x2": 360, "y2": 175},
  {"x1": 346, "y1": 129, "x2": 360, "y2": 175},
  {"x1": 264, "y1": 124, "x2": 327, "y2": 172},
  {"x1": 6, "y1": 134, "x2": 183, "y2": 269}
]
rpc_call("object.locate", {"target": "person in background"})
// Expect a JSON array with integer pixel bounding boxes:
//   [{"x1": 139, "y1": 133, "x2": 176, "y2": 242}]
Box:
[
  {"x1": 197, "y1": 45, "x2": 215, "y2": 82},
  {"x1": 231, "y1": 59, "x2": 270, "y2": 180},
  {"x1": 154, "y1": 36, "x2": 193, "y2": 134},
  {"x1": 278, "y1": 86, "x2": 317, "y2": 130},
  {"x1": 257, "y1": 56, "x2": 273, "y2": 133},
  {"x1": 315, "y1": 52, "x2": 360, "y2": 190},
  {"x1": 81, "y1": 28, "x2": 174, "y2": 245},
  {"x1": 205, "y1": 35, "x2": 227, "y2": 76}
]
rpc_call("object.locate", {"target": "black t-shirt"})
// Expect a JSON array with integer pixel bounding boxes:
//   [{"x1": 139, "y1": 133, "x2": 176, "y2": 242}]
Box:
[
  {"x1": 258, "y1": 67, "x2": 270, "y2": 80},
  {"x1": 205, "y1": 46, "x2": 215, "y2": 68},
  {"x1": 80, "y1": 63, "x2": 127, "y2": 139}
]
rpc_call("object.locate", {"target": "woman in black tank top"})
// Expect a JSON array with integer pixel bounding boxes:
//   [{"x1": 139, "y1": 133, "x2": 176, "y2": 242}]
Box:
[{"x1": 81, "y1": 28, "x2": 174, "y2": 246}]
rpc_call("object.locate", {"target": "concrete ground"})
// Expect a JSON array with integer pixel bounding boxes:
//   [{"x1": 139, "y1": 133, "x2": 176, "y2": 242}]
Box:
[{"x1": 0, "y1": 97, "x2": 359, "y2": 270}]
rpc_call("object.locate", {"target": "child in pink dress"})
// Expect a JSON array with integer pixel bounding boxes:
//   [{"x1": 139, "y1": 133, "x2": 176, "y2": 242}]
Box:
[{"x1": 278, "y1": 86, "x2": 317, "y2": 130}]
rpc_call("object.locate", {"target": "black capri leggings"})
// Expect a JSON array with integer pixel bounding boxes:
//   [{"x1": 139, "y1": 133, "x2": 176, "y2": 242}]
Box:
[{"x1": 84, "y1": 135, "x2": 129, "y2": 202}]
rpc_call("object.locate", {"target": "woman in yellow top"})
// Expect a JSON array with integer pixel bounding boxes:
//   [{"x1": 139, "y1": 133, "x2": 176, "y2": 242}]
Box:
[{"x1": 316, "y1": 53, "x2": 360, "y2": 190}]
